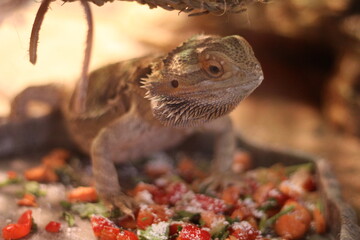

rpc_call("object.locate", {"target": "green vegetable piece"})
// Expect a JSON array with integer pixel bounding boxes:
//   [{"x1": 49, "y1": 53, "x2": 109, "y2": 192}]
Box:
[
  {"x1": 172, "y1": 210, "x2": 200, "y2": 221},
  {"x1": 267, "y1": 205, "x2": 295, "y2": 225},
  {"x1": 63, "y1": 211, "x2": 76, "y2": 227},
  {"x1": 24, "y1": 181, "x2": 46, "y2": 197},
  {"x1": 0, "y1": 177, "x2": 21, "y2": 187},
  {"x1": 285, "y1": 163, "x2": 314, "y2": 176},
  {"x1": 60, "y1": 200, "x2": 72, "y2": 210},
  {"x1": 139, "y1": 222, "x2": 169, "y2": 240},
  {"x1": 260, "y1": 205, "x2": 295, "y2": 233},
  {"x1": 71, "y1": 202, "x2": 108, "y2": 219},
  {"x1": 211, "y1": 224, "x2": 229, "y2": 240}
]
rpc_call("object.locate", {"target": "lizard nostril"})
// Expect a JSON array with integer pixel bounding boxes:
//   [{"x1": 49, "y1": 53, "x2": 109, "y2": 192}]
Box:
[{"x1": 171, "y1": 80, "x2": 179, "y2": 88}]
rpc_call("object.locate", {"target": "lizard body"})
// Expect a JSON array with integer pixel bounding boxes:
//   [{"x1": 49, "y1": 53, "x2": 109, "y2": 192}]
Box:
[{"x1": 10, "y1": 35, "x2": 263, "y2": 215}]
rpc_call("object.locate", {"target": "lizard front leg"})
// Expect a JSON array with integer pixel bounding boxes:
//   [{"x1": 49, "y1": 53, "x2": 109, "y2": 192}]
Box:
[
  {"x1": 200, "y1": 116, "x2": 237, "y2": 191},
  {"x1": 90, "y1": 111, "x2": 155, "y2": 216}
]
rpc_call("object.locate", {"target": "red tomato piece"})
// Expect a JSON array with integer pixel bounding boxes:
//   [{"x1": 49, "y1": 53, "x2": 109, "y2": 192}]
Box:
[
  {"x1": 152, "y1": 189, "x2": 169, "y2": 205},
  {"x1": 118, "y1": 215, "x2": 137, "y2": 229},
  {"x1": 45, "y1": 221, "x2": 61, "y2": 233},
  {"x1": 253, "y1": 183, "x2": 275, "y2": 204},
  {"x1": 91, "y1": 215, "x2": 117, "y2": 237},
  {"x1": 6, "y1": 171, "x2": 18, "y2": 180},
  {"x1": 116, "y1": 230, "x2": 139, "y2": 240},
  {"x1": 230, "y1": 221, "x2": 261, "y2": 240},
  {"x1": 177, "y1": 225, "x2": 211, "y2": 240},
  {"x1": 136, "y1": 205, "x2": 173, "y2": 230},
  {"x1": 2, "y1": 224, "x2": 30, "y2": 240},
  {"x1": 167, "y1": 182, "x2": 188, "y2": 205},
  {"x1": 17, "y1": 210, "x2": 32, "y2": 227},
  {"x1": 100, "y1": 226, "x2": 120, "y2": 240},
  {"x1": 169, "y1": 222, "x2": 184, "y2": 236},
  {"x1": 194, "y1": 194, "x2": 227, "y2": 213},
  {"x1": 231, "y1": 203, "x2": 252, "y2": 221},
  {"x1": 2, "y1": 210, "x2": 33, "y2": 240}
]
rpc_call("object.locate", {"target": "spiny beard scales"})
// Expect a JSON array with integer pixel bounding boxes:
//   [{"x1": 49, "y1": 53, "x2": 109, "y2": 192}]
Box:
[{"x1": 149, "y1": 94, "x2": 236, "y2": 127}]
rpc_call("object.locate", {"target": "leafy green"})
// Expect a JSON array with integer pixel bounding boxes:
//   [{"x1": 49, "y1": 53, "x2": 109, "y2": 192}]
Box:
[
  {"x1": 285, "y1": 163, "x2": 314, "y2": 176},
  {"x1": 138, "y1": 222, "x2": 169, "y2": 240},
  {"x1": 259, "y1": 206, "x2": 295, "y2": 232},
  {"x1": 258, "y1": 198, "x2": 278, "y2": 211},
  {"x1": 63, "y1": 211, "x2": 76, "y2": 227},
  {"x1": 71, "y1": 202, "x2": 109, "y2": 219},
  {"x1": 172, "y1": 210, "x2": 200, "y2": 222},
  {"x1": 211, "y1": 224, "x2": 229, "y2": 240},
  {"x1": 24, "y1": 181, "x2": 46, "y2": 197},
  {"x1": 0, "y1": 177, "x2": 21, "y2": 187}
]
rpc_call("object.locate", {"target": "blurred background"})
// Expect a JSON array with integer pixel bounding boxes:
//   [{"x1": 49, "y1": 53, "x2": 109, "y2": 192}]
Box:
[{"x1": 0, "y1": 0, "x2": 360, "y2": 217}]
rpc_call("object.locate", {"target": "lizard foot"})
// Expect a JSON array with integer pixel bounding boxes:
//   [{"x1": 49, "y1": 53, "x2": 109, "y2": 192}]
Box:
[
  {"x1": 198, "y1": 172, "x2": 243, "y2": 194},
  {"x1": 102, "y1": 192, "x2": 138, "y2": 218}
]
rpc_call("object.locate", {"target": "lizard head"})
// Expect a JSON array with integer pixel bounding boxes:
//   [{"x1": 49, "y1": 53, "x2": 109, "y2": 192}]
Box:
[{"x1": 142, "y1": 35, "x2": 264, "y2": 127}]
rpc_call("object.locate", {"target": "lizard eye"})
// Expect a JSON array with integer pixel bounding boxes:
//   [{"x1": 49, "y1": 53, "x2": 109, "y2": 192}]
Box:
[
  {"x1": 171, "y1": 80, "x2": 179, "y2": 88},
  {"x1": 202, "y1": 60, "x2": 224, "y2": 78}
]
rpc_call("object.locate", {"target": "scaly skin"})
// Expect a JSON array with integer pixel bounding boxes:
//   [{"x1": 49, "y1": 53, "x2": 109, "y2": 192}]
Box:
[{"x1": 10, "y1": 35, "x2": 263, "y2": 215}]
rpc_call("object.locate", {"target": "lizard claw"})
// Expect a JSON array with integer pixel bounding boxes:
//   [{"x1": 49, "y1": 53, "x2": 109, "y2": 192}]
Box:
[
  {"x1": 102, "y1": 193, "x2": 138, "y2": 218},
  {"x1": 198, "y1": 173, "x2": 242, "y2": 193}
]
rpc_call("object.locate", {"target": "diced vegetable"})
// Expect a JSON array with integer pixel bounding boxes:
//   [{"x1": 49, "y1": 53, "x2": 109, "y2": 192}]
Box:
[
  {"x1": 67, "y1": 186, "x2": 98, "y2": 203},
  {"x1": 177, "y1": 225, "x2": 211, "y2": 240},
  {"x1": 6, "y1": 171, "x2": 18, "y2": 180},
  {"x1": 138, "y1": 221, "x2": 169, "y2": 240},
  {"x1": 274, "y1": 200, "x2": 311, "y2": 239},
  {"x1": 17, "y1": 193, "x2": 37, "y2": 207},
  {"x1": 42, "y1": 149, "x2": 70, "y2": 168},
  {"x1": 232, "y1": 151, "x2": 252, "y2": 173},
  {"x1": 221, "y1": 185, "x2": 243, "y2": 205},
  {"x1": 63, "y1": 211, "x2": 76, "y2": 227},
  {"x1": 2, "y1": 210, "x2": 33, "y2": 240},
  {"x1": 71, "y1": 202, "x2": 108, "y2": 218},
  {"x1": 118, "y1": 215, "x2": 137, "y2": 229},
  {"x1": 137, "y1": 205, "x2": 173, "y2": 230},
  {"x1": 313, "y1": 208, "x2": 326, "y2": 234},
  {"x1": 45, "y1": 221, "x2": 61, "y2": 233},
  {"x1": 24, "y1": 165, "x2": 58, "y2": 182},
  {"x1": 100, "y1": 226, "x2": 120, "y2": 240},
  {"x1": 116, "y1": 230, "x2": 138, "y2": 240},
  {"x1": 24, "y1": 181, "x2": 46, "y2": 197},
  {"x1": 91, "y1": 215, "x2": 117, "y2": 237},
  {"x1": 166, "y1": 182, "x2": 189, "y2": 205},
  {"x1": 194, "y1": 194, "x2": 227, "y2": 213},
  {"x1": 253, "y1": 183, "x2": 275, "y2": 204},
  {"x1": 231, "y1": 203, "x2": 252, "y2": 221},
  {"x1": 200, "y1": 211, "x2": 226, "y2": 229},
  {"x1": 230, "y1": 221, "x2": 260, "y2": 240}
]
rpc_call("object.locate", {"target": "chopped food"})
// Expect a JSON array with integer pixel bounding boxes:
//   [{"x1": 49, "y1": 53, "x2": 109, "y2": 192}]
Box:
[
  {"x1": 67, "y1": 186, "x2": 98, "y2": 203},
  {"x1": 1, "y1": 149, "x2": 328, "y2": 240},
  {"x1": 91, "y1": 215, "x2": 118, "y2": 237},
  {"x1": 6, "y1": 171, "x2": 18, "y2": 180},
  {"x1": 136, "y1": 204, "x2": 173, "y2": 230},
  {"x1": 45, "y1": 221, "x2": 61, "y2": 233},
  {"x1": 2, "y1": 210, "x2": 33, "y2": 240},
  {"x1": 17, "y1": 193, "x2": 37, "y2": 207},
  {"x1": 24, "y1": 165, "x2": 58, "y2": 182},
  {"x1": 313, "y1": 207, "x2": 326, "y2": 234},
  {"x1": 177, "y1": 224, "x2": 211, "y2": 240}
]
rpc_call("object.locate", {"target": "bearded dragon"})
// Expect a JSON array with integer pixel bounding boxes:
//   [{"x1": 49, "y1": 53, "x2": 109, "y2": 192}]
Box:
[{"x1": 9, "y1": 35, "x2": 263, "y2": 215}]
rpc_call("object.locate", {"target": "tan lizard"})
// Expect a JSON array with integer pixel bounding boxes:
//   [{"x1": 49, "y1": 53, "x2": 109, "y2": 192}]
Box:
[{"x1": 10, "y1": 35, "x2": 263, "y2": 215}]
